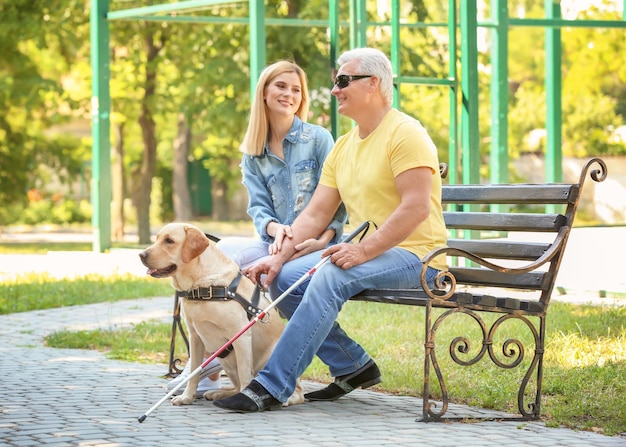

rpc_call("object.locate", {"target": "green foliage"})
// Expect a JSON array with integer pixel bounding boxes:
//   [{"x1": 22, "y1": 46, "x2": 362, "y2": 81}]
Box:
[
  {"x1": 562, "y1": 94, "x2": 626, "y2": 156},
  {"x1": 508, "y1": 85, "x2": 547, "y2": 156},
  {"x1": 0, "y1": 0, "x2": 91, "y2": 205},
  {"x1": 3, "y1": 197, "x2": 92, "y2": 226},
  {"x1": 506, "y1": 1, "x2": 626, "y2": 157},
  {"x1": 2, "y1": 0, "x2": 626, "y2": 219}
]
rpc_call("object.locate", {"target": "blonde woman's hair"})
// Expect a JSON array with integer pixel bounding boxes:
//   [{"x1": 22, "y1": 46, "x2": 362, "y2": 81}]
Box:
[{"x1": 240, "y1": 60, "x2": 310, "y2": 155}]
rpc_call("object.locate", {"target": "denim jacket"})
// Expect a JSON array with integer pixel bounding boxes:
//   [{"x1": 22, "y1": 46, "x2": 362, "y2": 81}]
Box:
[{"x1": 241, "y1": 116, "x2": 347, "y2": 243}]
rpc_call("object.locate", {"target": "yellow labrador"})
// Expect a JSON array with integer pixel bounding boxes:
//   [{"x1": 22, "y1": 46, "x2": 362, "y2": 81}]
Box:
[{"x1": 139, "y1": 223, "x2": 304, "y2": 407}]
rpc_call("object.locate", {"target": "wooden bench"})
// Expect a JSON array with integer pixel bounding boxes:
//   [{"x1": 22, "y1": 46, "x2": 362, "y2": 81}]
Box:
[{"x1": 350, "y1": 157, "x2": 608, "y2": 422}]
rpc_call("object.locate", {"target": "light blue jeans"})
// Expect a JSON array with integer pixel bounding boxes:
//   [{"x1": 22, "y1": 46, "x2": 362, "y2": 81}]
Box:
[
  {"x1": 215, "y1": 237, "x2": 270, "y2": 269},
  {"x1": 255, "y1": 247, "x2": 440, "y2": 403}
]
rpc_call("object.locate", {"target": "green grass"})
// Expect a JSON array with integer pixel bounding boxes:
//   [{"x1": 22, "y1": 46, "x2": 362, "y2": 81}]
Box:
[
  {"x1": 0, "y1": 272, "x2": 172, "y2": 314},
  {"x1": 0, "y1": 242, "x2": 92, "y2": 254},
  {"x1": 0, "y1": 241, "x2": 147, "y2": 254},
  {"x1": 2, "y1": 239, "x2": 625, "y2": 437}
]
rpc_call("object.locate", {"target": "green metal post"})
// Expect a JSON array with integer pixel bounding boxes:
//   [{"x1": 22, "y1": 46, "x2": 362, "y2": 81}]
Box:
[
  {"x1": 330, "y1": 0, "x2": 339, "y2": 138},
  {"x1": 356, "y1": 0, "x2": 367, "y2": 47},
  {"x1": 460, "y1": 0, "x2": 480, "y2": 250},
  {"x1": 460, "y1": 0, "x2": 480, "y2": 185},
  {"x1": 249, "y1": 0, "x2": 266, "y2": 94},
  {"x1": 490, "y1": 0, "x2": 509, "y2": 185},
  {"x1": 349, "y1": 0, "x2": 367, "y2": 48},
  {"x1": 90, "y1": 0, "x2": 111, "y2": 253},
  {"x1": 349, "y1": 1, "x2": 357, "y2": 48},
  {"x1": 106, "y1": 0, "x2": 248, "y2": 20},
  {"x1": 448, "y1": 0, "x2": 458, "y2": 185},
  {"x1": 545, "y1": 0, "x2": 562, "y2": 184},
  {"x1": 391, "y1": 0, "x2": 400, "y2": 109}
]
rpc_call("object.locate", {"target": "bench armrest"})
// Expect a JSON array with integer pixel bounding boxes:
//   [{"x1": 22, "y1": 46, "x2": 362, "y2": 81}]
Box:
[{"x1": 419, "y1": 229, "x2": 568, "y2": 300}]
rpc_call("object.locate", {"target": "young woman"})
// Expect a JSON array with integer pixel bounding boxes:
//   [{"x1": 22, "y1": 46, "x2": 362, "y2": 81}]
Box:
[{"x1": 217, "y1": 60, "x2": 346, "y2": 266}]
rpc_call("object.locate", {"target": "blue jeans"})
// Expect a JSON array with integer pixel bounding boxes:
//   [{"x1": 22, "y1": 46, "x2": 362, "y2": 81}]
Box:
[
  {"x1": 215, "y1": 237, "x2": 270, "y2": 269},
  {"x1": 255, "y1": 247, "x2": 440, "y2": 403}
]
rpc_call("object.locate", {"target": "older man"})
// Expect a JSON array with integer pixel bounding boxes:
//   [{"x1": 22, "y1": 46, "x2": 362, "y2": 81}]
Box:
[{"x1": 214, "y1": 47, "x2": 448, "y2": 412}]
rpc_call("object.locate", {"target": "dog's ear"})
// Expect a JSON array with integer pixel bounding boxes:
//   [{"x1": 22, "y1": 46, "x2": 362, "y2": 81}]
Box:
[{"x1": 181, "y1": 226, "x2": 211, "y2": 263}]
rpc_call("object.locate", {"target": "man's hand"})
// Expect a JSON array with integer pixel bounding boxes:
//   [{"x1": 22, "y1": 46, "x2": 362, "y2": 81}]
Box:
[
  {"x1": 243, "y1": 255, "x2": 284, "y2": 289},
  {"x1": 322, "y1": 242, "x2": 368, "y2": 270}
]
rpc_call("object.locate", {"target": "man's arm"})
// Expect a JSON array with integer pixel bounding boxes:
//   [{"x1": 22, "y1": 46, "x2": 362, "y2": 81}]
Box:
[
  {"x1": 322, "y1": 166, "x2": 432, "y2": 269},
  {"x1": 276, "y1": 184, "x2": 341, "y2": 261},
  {"x1": 245, "y1": 184, "x2": 342, "y2": 286}
]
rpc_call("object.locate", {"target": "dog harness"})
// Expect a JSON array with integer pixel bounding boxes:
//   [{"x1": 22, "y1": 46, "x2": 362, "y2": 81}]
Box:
[{"x1": 176, "y1": 272, "x2": 264, "y2": 358}]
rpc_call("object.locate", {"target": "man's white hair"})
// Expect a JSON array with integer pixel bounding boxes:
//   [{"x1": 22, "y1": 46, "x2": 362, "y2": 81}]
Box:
[{"x1": 337, "y1": 48, "x2": 394, "y2": 105}]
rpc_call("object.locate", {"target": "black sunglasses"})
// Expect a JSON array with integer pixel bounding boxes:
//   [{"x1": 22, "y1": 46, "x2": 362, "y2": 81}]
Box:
[{"x1": 333, "y1": 74, "x2": 372, "y2": 89}]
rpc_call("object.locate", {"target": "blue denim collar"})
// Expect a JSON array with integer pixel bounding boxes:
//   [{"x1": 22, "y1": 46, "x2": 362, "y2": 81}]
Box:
[{"x1": 261, "y1": 115, "x2": 303, "y2": 156}]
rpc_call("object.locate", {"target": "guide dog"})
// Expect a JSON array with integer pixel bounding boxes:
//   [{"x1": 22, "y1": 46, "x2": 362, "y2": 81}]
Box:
[{"x1": 139, "y1": 223, "x2": 304, "y2": 407}]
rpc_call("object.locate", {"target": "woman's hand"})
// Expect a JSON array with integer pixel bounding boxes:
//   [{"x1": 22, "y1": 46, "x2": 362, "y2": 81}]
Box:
[
  {"x1": 268, "y1": 224, "x2": 293, "y2": 255},
  {"x1": 289, "y1": 238, "x2": 326, "y2": 260}
]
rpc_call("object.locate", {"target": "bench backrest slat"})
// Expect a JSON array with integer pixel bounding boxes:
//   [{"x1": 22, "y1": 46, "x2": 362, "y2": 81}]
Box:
[
  {"x1": 447, "y1": 239, "x2": 551, "y2": 261},
  {"x1": 444, "y1": 212, "x2": 568, "y2": 232},
  {"x1": 442, "y1": 184, "x2": 578, "y2": 204}
]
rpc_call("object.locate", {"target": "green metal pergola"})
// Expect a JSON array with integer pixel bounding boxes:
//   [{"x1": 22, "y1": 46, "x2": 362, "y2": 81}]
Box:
[{"x1": 90, "y1": 0, "x2": 626, "y2": 252}]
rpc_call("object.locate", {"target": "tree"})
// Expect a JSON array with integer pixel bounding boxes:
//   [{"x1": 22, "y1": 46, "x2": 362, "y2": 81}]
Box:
[
  {"x1": 108, "y1": 20, "x2": 170, "y2": 243},
  {"x1": 0, "y1": 1, "x2": 90, "y2": 208},
  {"x1": 505, "y1": 0, "x2": 626, "y2": 157},
  {"x1": 560, "y1": 4, "x2": 626, "y2": 155}
]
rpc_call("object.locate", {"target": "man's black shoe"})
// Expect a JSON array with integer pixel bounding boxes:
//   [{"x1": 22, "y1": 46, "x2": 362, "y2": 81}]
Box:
[
  {"x1": 304, "y1": 359, "x2": 382, "y2": 402},
  {"x1": 213, "y1": 380, "x2": 282, "y2": 413}
]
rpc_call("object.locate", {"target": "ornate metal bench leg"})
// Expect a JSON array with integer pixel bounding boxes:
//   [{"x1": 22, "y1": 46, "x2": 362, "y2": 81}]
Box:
[
  {"x1": 421, "y1": 302, "x2": 433, "y2": 422},
  {"x1": 166, "y1": 292, "x2": 190, "y2": 378}
]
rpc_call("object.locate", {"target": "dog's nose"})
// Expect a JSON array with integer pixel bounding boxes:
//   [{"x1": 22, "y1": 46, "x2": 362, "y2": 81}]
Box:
[{"x1": 139, "y1": 251, "x2": 147, "y2": 260}]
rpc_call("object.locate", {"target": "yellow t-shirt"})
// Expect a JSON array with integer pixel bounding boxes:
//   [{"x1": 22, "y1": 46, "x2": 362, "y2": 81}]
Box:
[{"x1": 321, "y1": 109, "x2": 448, "y2": 271}]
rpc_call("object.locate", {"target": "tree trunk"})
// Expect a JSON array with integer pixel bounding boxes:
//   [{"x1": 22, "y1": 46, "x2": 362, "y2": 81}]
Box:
[
  {"x1": 210, "y1": 179, "x2": 228, "y2": 221},
  {"x1": 173, "y1": 113, "x2": 192, "y2": 221},
  {"x1": 134, "y1": 31, "x2": 163, "y2": 244},
  {"x1": 111, "y1": 121, "x2": 125, "y2": 241}
]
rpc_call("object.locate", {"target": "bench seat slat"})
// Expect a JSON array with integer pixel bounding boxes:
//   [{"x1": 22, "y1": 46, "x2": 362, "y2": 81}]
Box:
[
  {"x1": 350, "y1": 289, "x2": 546, "y2": 314},
  {"x1": 446, "y1": 239, "x2": 551, "y2": 260},
  {"x1": 351, "y1": 289, "x2": 430, "y2": 306},
  {"x1": 442, "y1": 184, "x2": 578, "y2": 204},
  {"x1": 444, "y1": 212, "x2": 567, "y2": 232}
]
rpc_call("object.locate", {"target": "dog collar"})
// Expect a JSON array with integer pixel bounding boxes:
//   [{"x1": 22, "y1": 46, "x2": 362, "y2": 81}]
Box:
[
  {"x1": 176, "y1": 286, "x2": 232, "y2": 300},
  {"x1": 177, "y1": 272, "x2": 264, "y2": 320}
]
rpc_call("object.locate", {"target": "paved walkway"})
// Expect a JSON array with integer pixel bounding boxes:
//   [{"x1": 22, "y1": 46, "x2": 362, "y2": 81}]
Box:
[
  {"x1": 2, "y1": 296, "x2": 625, "y2": 447},
  {"x1": 1, "y1": 226, "x2": 625, "y2": 446}
]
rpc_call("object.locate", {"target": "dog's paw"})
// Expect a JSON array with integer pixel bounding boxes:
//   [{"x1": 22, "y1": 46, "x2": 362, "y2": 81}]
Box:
[
  {"x1": 284, "y1": 391, "x2": 305, "y2": 406},
  {"x1": 284, "y1": 381, "x2": 305, "y2": 406},
  {"x1": 202, "y1": 388, "x2": 237, "y2": 401},
  {"x1": 171, "y1": 395, "x2": 194, "y2": 406}
]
